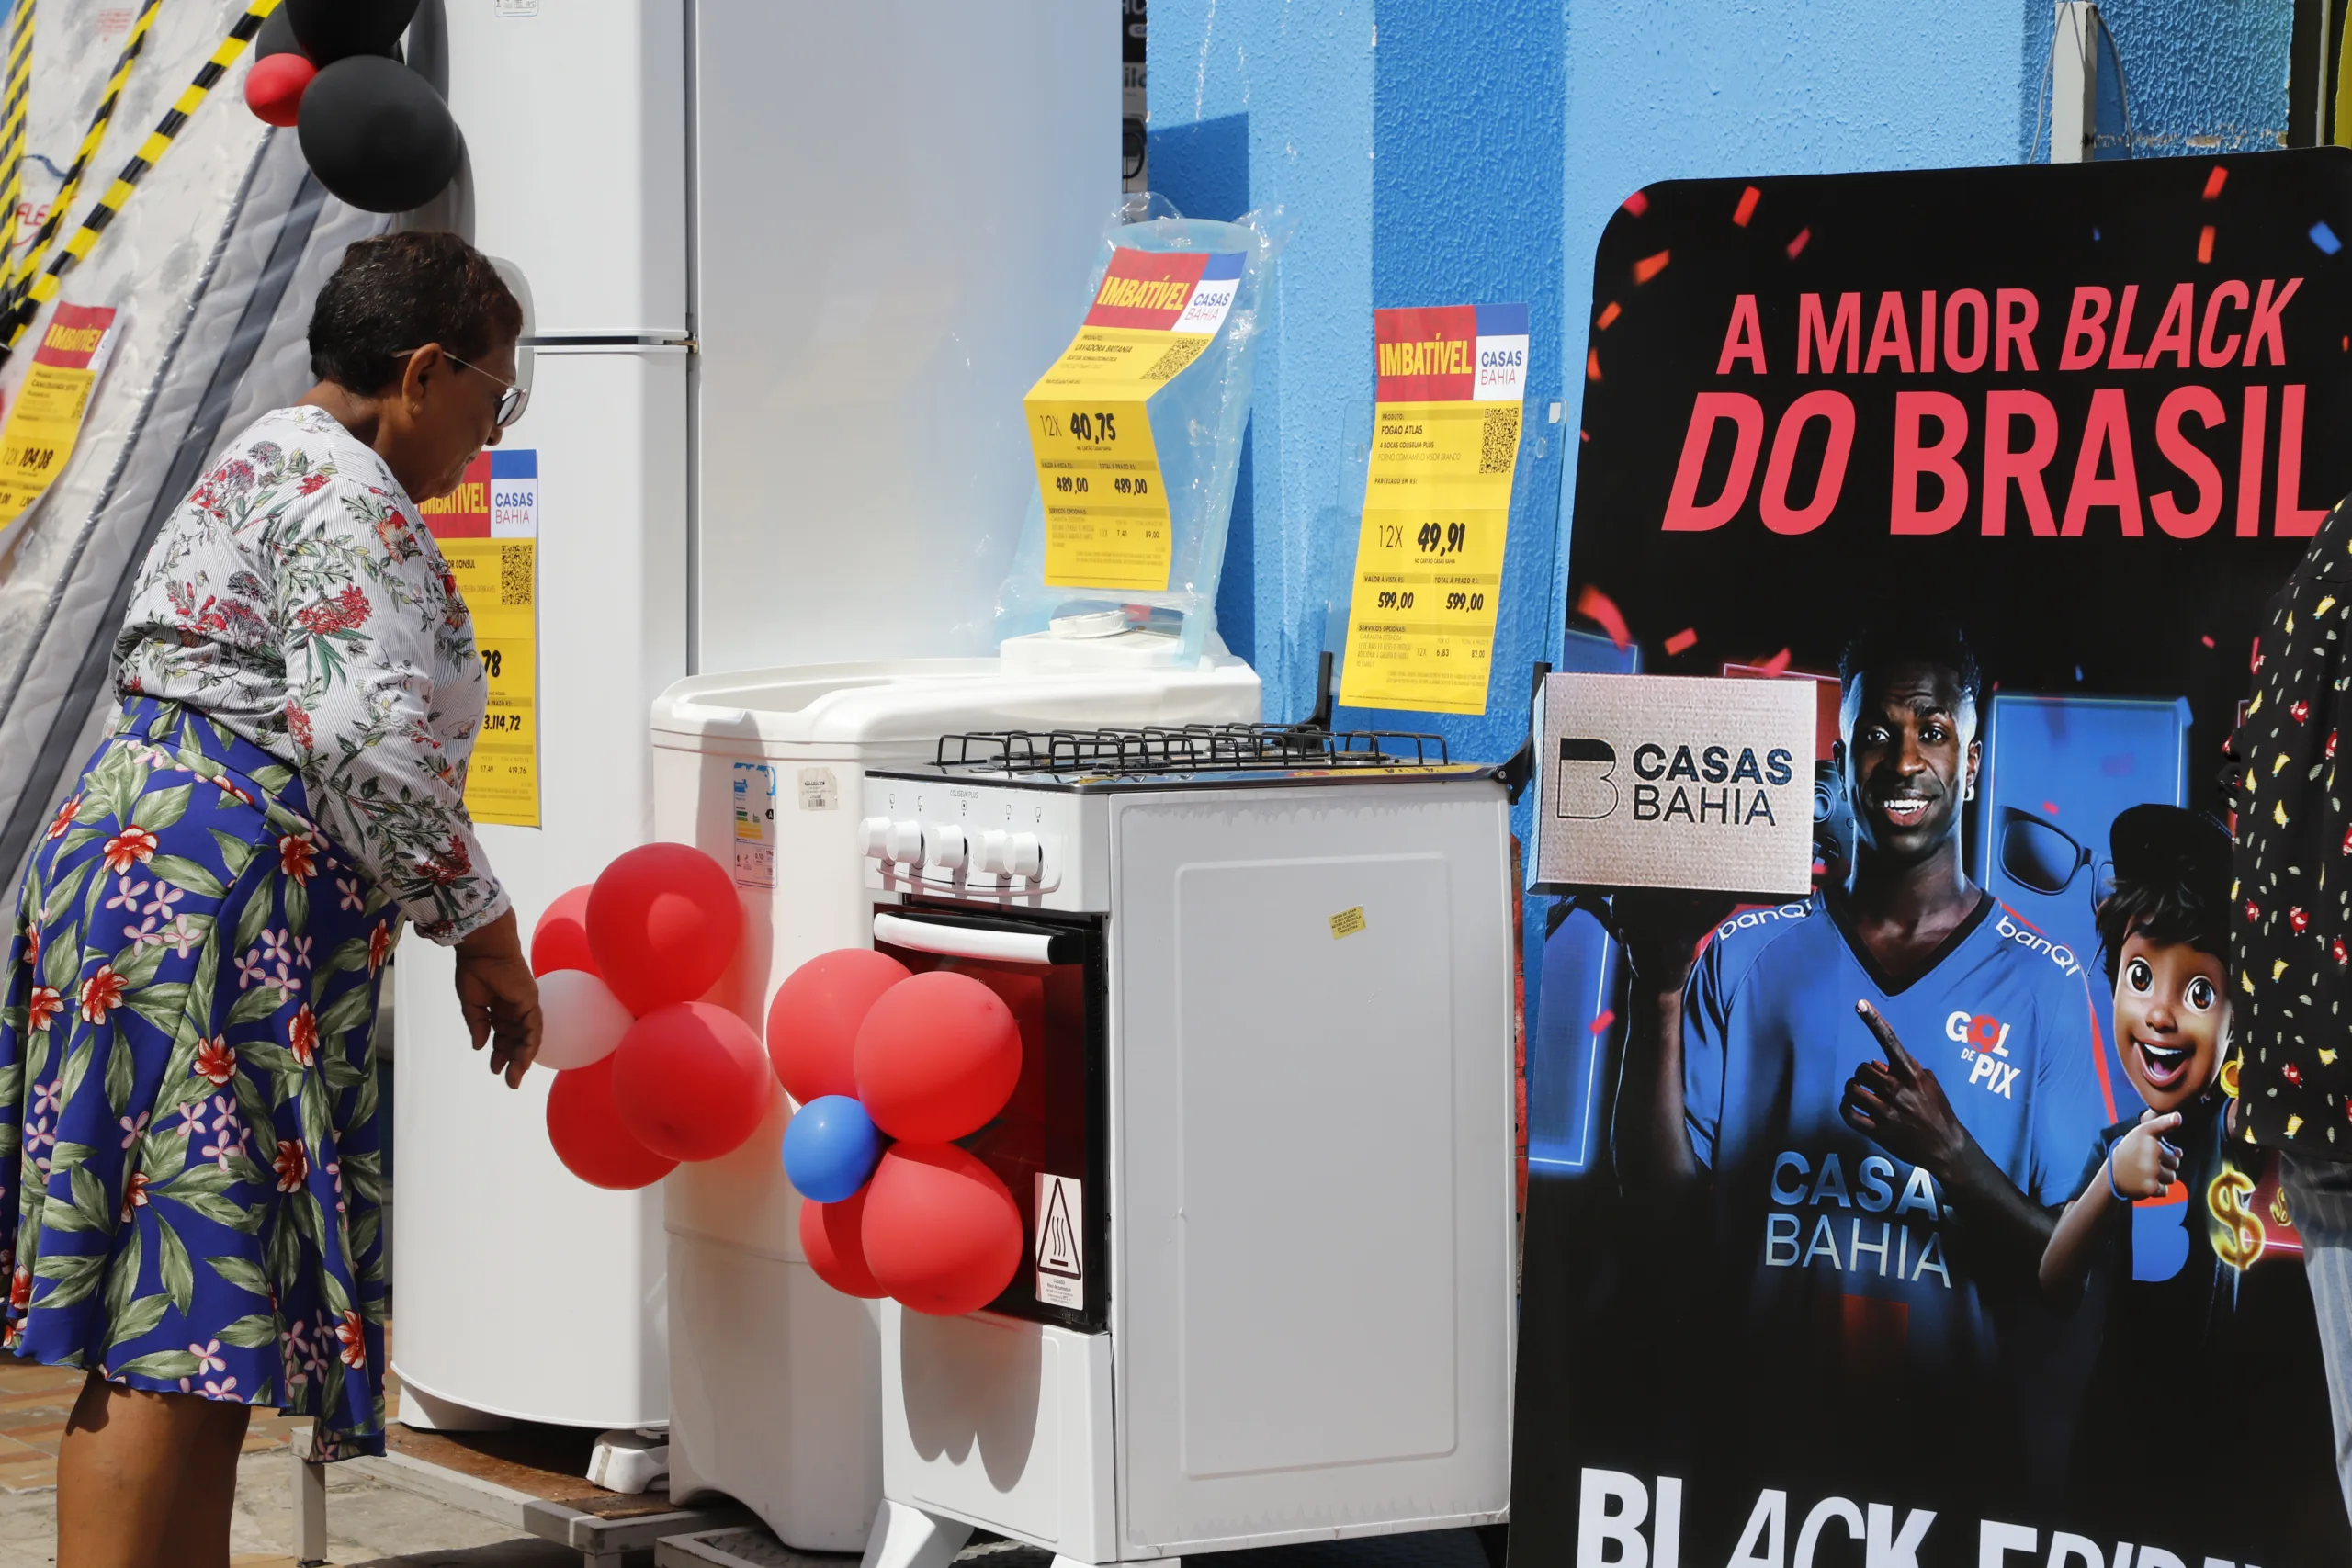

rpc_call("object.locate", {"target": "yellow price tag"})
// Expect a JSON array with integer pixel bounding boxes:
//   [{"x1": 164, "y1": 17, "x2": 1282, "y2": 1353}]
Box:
[
  {"x1": 1023, "y1": 248, "x2": 1241, "y2": 592},
  {"x1": 419, "y1": 450, "x2": 541, "y2": 827},
  {"x1": 0, "y1": 303, "x2": 120, "y2": 534},
  {"x1": 1340, "y1": 304, "x2": 1531, "y2": 716}
]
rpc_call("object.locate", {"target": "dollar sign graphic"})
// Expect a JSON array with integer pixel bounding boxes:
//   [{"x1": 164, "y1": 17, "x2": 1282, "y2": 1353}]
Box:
[{"x1": 2210, "y1": 1168, "x2": 2266, "y2": 1270}]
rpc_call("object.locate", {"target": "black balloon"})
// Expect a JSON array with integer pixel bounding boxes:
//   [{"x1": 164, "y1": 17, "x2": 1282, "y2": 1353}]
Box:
[
  {"x1": 297, "y1": 56, "x2": 462, "y2": 214},
  {"x1": 254, "y1": 6, "x2": 301, "y2": 60},
  {"x1": 261, "y1": 5, "x2": 401, "y2": 63},
  {"x1": 287, "y1": 0, "x2": 418, "y2": 64}
]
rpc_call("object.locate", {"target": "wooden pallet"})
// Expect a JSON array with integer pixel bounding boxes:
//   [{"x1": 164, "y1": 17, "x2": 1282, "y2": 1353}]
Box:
[{"x1": 296, "y1": 1419, "x2": 752, "y2": 1568}]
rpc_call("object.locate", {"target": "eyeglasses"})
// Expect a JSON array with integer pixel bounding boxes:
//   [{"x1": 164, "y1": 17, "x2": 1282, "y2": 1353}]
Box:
[
  {"x1": 444, "y1": 350, "x2": 530, "y2": 429},
  {"x1": 399, "y1": 345, "x2": 530, "y2": 429}
]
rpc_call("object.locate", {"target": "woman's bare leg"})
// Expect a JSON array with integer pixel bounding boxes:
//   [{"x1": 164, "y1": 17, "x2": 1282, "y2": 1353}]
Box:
[
  {"x1": 55, "y1": 1372, "x2": 252, "y2": 1568},
  {"x1": 164, "y1": 1387, "x2": 252, "y2": 1568}
]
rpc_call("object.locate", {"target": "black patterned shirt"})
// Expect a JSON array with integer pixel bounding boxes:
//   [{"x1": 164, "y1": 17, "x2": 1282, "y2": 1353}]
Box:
[{"x1": 2233, "y1": 496, "x2": 2352, "y2": 1157}]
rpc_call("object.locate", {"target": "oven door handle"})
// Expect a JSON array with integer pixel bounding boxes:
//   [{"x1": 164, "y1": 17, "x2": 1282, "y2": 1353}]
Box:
[{"x1": 873, "y1": 911, "x2": 1081, "y2": 965}]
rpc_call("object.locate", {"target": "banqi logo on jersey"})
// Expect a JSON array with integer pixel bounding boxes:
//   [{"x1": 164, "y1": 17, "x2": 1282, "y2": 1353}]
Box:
[{"x1": 1945, "y1": 1009, "x2": 2019, "y2": 1098}]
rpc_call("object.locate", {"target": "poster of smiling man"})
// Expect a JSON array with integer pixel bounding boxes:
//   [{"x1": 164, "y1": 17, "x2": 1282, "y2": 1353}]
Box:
[{"x1": 1514, "y1": 151, "x2": 2352, "y2": 1568}]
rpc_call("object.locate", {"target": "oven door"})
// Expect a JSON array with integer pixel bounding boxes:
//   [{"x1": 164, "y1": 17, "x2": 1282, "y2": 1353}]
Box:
[{"x1": 872, "y1": 902, "x2": 1107, "y2": 1333}]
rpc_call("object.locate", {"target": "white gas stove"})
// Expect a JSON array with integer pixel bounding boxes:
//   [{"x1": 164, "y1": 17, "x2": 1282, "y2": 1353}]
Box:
[
  {"x1": 856, "y1": 725, "x2": 1516, "y2": 1568},
  {"x1": 860, "y1": 725, "x2": 1464, "y2": 912}
]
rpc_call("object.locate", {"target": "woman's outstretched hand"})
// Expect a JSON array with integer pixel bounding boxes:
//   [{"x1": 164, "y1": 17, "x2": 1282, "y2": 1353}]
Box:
[{"x1": 453, "y1": 908, "x2": 542, "y2": 1087}]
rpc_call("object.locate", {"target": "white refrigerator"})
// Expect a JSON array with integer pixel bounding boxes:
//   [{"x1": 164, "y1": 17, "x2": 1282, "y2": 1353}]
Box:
[
  {"x1": 390, "y1": 0, "x2": 689, "y2": 1431},
  {"x1": 391, "y1": 0, "x2": 1116, "y2": 1456}
]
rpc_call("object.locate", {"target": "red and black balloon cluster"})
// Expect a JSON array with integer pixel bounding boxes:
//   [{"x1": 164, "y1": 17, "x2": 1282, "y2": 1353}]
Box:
[{"x1": 243, "y1": 0, "x2": 461, "y2": 214}]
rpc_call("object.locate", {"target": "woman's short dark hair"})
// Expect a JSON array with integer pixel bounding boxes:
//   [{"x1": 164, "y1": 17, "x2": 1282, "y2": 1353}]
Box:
[{"x1": 307, "y1": 231, "x2": 522, "y2": 394}]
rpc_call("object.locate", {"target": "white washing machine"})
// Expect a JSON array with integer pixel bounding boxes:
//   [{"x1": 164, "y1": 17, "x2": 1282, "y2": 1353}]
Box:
[{"x1": 650, "y1": 648, "x2": 1261, "y2": 1550}]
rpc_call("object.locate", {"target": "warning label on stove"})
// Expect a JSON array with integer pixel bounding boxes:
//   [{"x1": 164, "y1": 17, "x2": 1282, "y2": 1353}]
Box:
[{"x1": 1035, "y1": 1173, "x2": 1083, "y2": 1309}]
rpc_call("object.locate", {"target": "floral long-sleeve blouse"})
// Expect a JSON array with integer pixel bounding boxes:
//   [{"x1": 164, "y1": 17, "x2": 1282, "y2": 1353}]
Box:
[{"x1": 113, "y1": 406, "x2": 508, "y2": 943}]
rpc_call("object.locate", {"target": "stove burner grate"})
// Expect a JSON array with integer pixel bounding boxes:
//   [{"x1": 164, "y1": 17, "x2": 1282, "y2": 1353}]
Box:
[{"x1": 933, "y1": 724, "x2": 1451, "y2": 777}]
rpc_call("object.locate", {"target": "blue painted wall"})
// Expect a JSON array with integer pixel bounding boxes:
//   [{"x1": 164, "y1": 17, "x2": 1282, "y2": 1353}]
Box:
[
  {"x1": 1363, "y1": 1, "x2": 1567, "y2": 771},
  {"x1": 1150, "y1": 0, "x2": 2292, "y2": 748},
  {"x1": 2020, "y1": 0, "x2": 2292, "y2": 161},
  {"x1": 1145, "y1": 2, "x2": 1374, "y2": 728}
]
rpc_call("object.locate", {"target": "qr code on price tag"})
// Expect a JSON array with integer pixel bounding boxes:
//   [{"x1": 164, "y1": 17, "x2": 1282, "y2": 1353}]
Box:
[
  {"x1": 1138, "y1": 337, "x2": 1209, "y2": 383},
  {"x1": 499, "y1": 544, "x2": 533, "y2": 606},
  {"x1": 1479, "y1": 406, "x2": 1521, "y2": 474}
]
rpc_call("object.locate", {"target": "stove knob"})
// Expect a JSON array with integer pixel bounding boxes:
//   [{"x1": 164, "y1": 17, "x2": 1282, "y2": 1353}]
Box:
[
  {"x1": 1005, "y1": 832, "x2": 1044, "y2": 879},
  {"x1": 884, "y1": 820, "x2": 926, "y2": 866},
  {"x1": 928, "y1": 823, "x2": 969, "y2": 873},
  {"x1": 859, "y1": 817, "x2": 892, "y2": 861},
  {"x1": 977, "y1": 829, "x2": 1012, "y2": 876}
]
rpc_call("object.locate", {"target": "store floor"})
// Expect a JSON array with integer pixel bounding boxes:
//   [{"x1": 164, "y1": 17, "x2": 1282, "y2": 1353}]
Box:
[
  {"x1": 2, "y1": 1354, "x2": 1499, "y2": 1568},
  {"x1": 0, "y1": 1352, "x2": 577, "y2": 1567},
  {"x1": 0, "y1": 1444, "x2": 576, "y2": 1567}
]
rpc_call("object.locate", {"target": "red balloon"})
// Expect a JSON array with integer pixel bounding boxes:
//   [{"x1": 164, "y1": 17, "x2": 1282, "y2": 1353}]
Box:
[
  {"x1": 244, "y1": 50, "x2": 316, "y2": 128},
  {"x1": 587, "y1": 843, "x2": 742, "y2": 1015},
  {"x1": 799, "y1": 1190, "x2": 885, "y2": 1298},
  {"x1": 546, "y1": 1055, "x2": 677, "y2": 1190},
  {"x1": 854, "y1": 972, "x2": 1023, "y2": 1142},
  {"x1": 609, "y1": 1001, "x2": 772, "y2": 1161},
  {"x1": 767, "y1": 949, "x2": 910, "y2": 1103},
  {"x1": 530, "y1": 884, "x2": 598, "y2": 977},
  {"x1": 860, "y1": 1144, "x2": 1023, "y2": 1316}
]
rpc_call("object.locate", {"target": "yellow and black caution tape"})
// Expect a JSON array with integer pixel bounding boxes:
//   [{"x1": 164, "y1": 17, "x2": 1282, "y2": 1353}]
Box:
[
  {"x1": 4, "y1": 0, "x2": 161, "y2": 313},
  {"x1": 0, "y1": 0, "x2": 280, "y2": 359},
  {"x1": 0, "y1": 3, "x2": 35, "y2": 280}
]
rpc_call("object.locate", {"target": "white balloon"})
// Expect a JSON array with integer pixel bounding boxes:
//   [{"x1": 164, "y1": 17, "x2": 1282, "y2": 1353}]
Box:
[{"x1": 535, "y1": 969, "x2": 634, "y2": 1070}]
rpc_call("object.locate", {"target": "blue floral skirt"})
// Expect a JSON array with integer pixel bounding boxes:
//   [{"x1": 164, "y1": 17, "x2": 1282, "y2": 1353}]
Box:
[{"x1": 2, "y1": 697, "x2": 392, "y2": 1459}]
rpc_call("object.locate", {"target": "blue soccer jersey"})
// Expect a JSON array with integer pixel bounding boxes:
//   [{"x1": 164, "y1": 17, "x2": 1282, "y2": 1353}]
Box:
[{"x1": 1683, "y1": 889, "x2": 2110, "y2": 1376}]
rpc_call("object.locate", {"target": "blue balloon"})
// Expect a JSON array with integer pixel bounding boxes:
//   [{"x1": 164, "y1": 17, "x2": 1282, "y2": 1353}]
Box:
[{"x1": 781, "y1": 1095, "x2": 884, "y2": 1203}]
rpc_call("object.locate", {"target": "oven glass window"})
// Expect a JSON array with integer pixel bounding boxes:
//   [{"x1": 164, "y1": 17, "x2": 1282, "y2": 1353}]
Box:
[{"x1": 876, "y1": 921, "x2": 1104, "y2": 1330}]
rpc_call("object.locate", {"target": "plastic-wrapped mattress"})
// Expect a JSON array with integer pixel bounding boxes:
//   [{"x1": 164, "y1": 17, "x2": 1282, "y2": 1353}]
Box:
[{"x1": 0, "y1": 0, "x2": 387, "y2": 890}]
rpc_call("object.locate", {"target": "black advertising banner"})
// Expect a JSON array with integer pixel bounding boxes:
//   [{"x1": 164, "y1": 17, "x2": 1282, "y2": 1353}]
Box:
[{"x1": 1517, "y1": 151, "x2": 2352, "y2": 1568}]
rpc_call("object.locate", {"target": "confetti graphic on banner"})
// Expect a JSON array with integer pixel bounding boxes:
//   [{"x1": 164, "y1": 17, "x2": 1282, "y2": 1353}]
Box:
[{"x1": 1573, "y1": 584, "x2": 1632, "y2": 650}]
